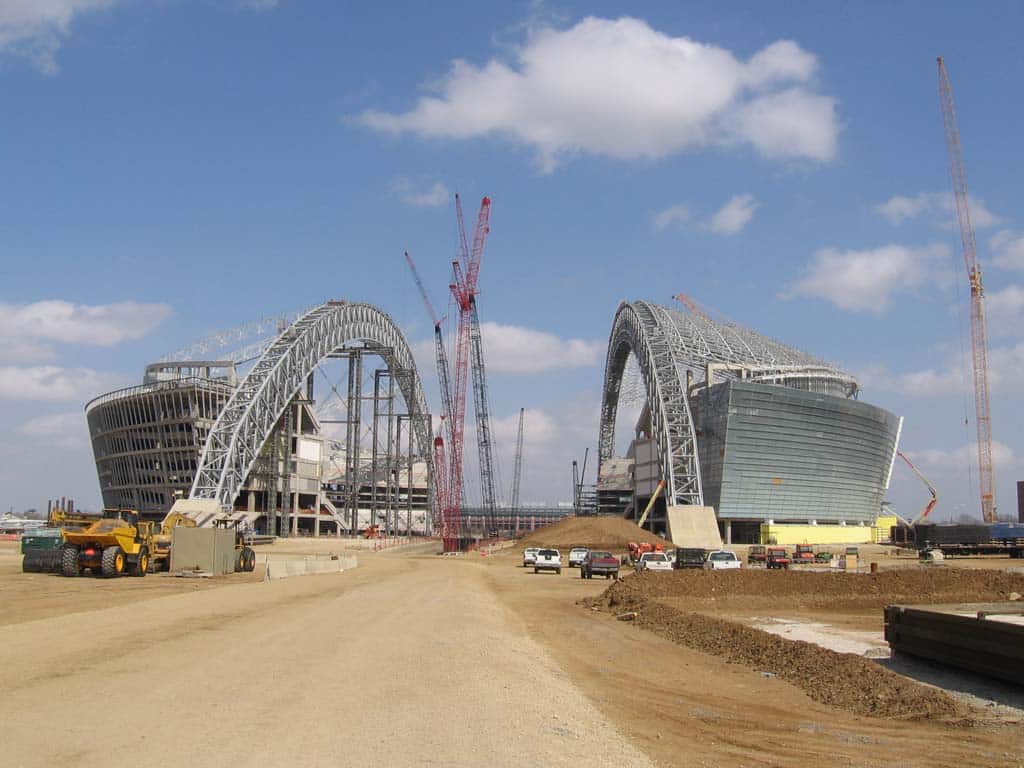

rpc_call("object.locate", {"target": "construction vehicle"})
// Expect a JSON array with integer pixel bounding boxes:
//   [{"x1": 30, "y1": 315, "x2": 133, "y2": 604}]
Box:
[
  {"x1": 59, "y1": 510, "x2": 154, "y2": 578},
  {"x1": 766, "y1": 547, "x2": 791, "y2": 570},
  {"x1": 150, "y1": 508, "x2": 197, "y2": 571},
  {"x1": 212, "y1": 518, "x2": 256, "y2": 572},
  {"x1": 793, "y1": 544, "x2": 816, "y2": 565},
  {"x1": 364, "y1": 525, "x2": 381, "y2": 540}
]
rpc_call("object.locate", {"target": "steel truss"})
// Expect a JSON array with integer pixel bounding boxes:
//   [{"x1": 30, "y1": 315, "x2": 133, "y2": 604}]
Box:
[
  {"x1": 599, "y1": 300, "x2": 859, "y2": 507},
  {"x1": 191, "y1": 302, "x2": 433, "y2": 515}
]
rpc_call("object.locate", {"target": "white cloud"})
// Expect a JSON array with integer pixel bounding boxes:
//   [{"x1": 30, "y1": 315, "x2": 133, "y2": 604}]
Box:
[
  {"x1": 491, "y1": 408, "x2": 558, "y2": 445},
  {"x1": 19, "y1": 412, "x2": 89, "y2": 448},
  {"x1": 0, "y1": 300, "x2": 172, "y2": 363},
  {"x1": 875, "y1": 192, "x2": 1001, "y2": 229},
  {"x1": 908, "y1": 441, "x2": 1018, "y2": 471},
  {"x1": 357, "y1": 17, "x2": 839, "y2": 171},
  {"x1": 708, "y1": 193, "x2": 758, "y2": 235},
  {"x1": 653, "y1": 203, "x2": 690, "y2": 231},
  {"x1": 0, "y1": 366, "x2": 124, "y2": 401},
  {"x1": 858, "y1": 341, "x2": 1024, "y2": 396},
  {"x1": 990, "y1": 230, "x2": 1024, "y2": 271},
  {"x1": 0, "y1": 0, "x2": 117, "y2": 73},
  {"x1": 238, "y1": 0, "x2": 279, "y2": 9},
  {"x1": 784, "y1": 243, "x2": 951, "y2": 313},
  {"x1": 412, "y1": 322, "x2": 603, "y2": 376},
  {"x1": 390, "y1": 178, "x2": 451, "y2": 208},
  {"x1": 985, "y1": 284, "x2": 1024, "y2": 335},
  {"x1": 480, "y1": 322, "x2": 604, "y2": 373}
]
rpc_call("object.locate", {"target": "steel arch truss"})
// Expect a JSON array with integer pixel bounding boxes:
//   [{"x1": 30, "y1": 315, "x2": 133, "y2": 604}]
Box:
[
  {"x1": 191, "y1": 301, "x2": 433, "y2": 512},
  {"x1": 599, "y1": 301, "x2": 704, "y2": 507}
]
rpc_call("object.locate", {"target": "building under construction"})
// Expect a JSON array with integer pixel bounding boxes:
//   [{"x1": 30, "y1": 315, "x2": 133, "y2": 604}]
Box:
[
  {"x1": 598, "y1": 299, "x2": 901, "y2": 545},
  {"x1": 85, "y1": 302, "x2": 435, "y2": 536}
]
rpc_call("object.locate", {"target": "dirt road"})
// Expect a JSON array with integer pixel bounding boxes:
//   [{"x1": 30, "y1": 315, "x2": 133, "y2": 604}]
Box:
[
  {"x1": 0, "y1": 547, "x2": 652, "y2": 768},
  {"x1": 4, "y1": 540, "x2": 1024, "y2": 768}
]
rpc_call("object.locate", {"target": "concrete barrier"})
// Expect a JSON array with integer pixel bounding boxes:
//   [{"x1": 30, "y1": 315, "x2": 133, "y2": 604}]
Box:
[{"x1": 264, "y1": 554, "x2": 358, "y2": 581}]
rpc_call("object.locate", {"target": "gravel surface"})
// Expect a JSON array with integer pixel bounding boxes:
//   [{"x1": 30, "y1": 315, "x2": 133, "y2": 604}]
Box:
[{"x1": 0, "y1": 552, "x2": 652, "y2": 768}]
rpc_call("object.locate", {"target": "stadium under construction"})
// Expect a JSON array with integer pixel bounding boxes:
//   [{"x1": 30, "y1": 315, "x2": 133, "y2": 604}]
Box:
[{"x1": 84, "y1": 296, "x2": 901, "y2": 546}]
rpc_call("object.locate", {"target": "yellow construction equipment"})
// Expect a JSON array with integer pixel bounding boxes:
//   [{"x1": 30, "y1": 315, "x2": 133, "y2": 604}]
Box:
[
  {"x1": 150, "y1": 509, "x2": 197, "y2": 572},
  {"x1": 59, "y1": 510, "x2": 154, "y2": 578},
  {"x1": 212, "y1": 518, "x2": 257, "y2": 572}
]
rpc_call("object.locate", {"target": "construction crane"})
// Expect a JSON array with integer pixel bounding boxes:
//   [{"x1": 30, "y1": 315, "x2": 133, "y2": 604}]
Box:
[
  {"x1": 432, "y1": 436, "x2": 449, "y2": 540},
  {"x1": 446, "y1": 195, "x2": 492, "y2": 551},
  {"x1": 937, "y1": 57, "x2": 997, "y2": 522},
  {"x1": 404, "y1": 251, "x2": 457, "y2": 467},
  {"x1": 672, "y1": 293, "x2": 710, "y2": 320},
  {"x1": 510, "y1": 408, "x2": 525, "y2": 513},
  {"x1": 897, "y1": 451, "x2": 938, "y2": 525},
  {"x1": 453, "y1": 194, "x2": 498, "y2": 519}
]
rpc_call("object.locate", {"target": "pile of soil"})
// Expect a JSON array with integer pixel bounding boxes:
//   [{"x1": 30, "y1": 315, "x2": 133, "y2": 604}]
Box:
[
  {"x1": 631, "y1": 601, "x2": 969, "y2": 722},
  {"x1": 518, "y1": 516, "x2": 664, "y2": 551},
  {"x1": 593, "y1": 567, "x2": 1024, "y2": 612}
]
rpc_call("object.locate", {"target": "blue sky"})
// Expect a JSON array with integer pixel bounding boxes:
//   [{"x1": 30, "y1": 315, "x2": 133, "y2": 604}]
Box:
[{"x1": 1, "y1": 0, "x2": 1022, "y2": 520}]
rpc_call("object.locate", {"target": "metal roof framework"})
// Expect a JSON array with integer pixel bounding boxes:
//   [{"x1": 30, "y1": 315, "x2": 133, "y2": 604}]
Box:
[
  {"x1": 190, "y1": 301, "x2": 433, "y2": 514},
  {"x1": 599, "y1": 300, "x2": 858, "y2": 507}
]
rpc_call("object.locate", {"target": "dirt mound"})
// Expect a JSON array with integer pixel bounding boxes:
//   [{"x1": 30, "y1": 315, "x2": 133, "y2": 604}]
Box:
[
  {"x1": 632, "y1": 602, "x2": 968, "y2": 721},
  {"x1": 519, "y1": 516, "x2": 664, "y2": 551},
  {"x1": 593, "y1": 567, "x2": 1024, "y2": 612}
]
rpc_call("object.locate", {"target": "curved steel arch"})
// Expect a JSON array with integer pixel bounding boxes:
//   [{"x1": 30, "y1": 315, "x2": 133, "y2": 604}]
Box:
[
  {"x1": 599, "y1": 301, "x2": 704, "y2": 507},
  {"x1": 191, "y1": 301, "x2": 433, "y2": 512}
]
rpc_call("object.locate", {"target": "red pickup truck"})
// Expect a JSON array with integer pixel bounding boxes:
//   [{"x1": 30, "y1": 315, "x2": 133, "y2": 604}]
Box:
[{"x1": 581, "y1": 550, "x2": 620, "y2": 580}]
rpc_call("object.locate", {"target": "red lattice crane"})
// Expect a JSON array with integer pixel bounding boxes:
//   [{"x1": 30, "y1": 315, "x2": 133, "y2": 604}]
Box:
[
  {"x1": 937, "y1": 57, "x2": 996, "y2": 522},
  {"x1": 445, "y1": 195, "x2": 492, "y2": 551}
]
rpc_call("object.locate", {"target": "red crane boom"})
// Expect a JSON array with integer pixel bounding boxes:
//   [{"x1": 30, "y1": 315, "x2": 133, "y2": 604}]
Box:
[
  {"x1": 937, "y1": 57, "x2": 996, "y2": 523},
  {"x1": 445, "y1": 196, "x2": 492, "y2": 551}
]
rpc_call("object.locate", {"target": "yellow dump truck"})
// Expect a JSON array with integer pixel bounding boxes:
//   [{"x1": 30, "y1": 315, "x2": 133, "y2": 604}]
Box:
[{"x1": 59, "y1": 510, "x2": 154, "y2": 578}]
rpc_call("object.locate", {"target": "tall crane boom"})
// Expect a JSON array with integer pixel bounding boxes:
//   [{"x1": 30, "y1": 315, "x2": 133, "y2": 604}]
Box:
[
  {"x1": 937, "y1": 56, "x2": 996, "y2": 522},
  {"x1": 897, "y1": 451, "x2": 938, "y2": 525},
  {"x1": 404, "y1": 252, "x2": 456, "y2": 473},
  {"x1": 469, "y1": 300, "x2": 498, "y2": 515},
  {"x1": 446, "y1": 196, "x2": 492, "y2": 551},
  {"x1": 511, "y1": 408, "x2": 525, "y2": 513}
]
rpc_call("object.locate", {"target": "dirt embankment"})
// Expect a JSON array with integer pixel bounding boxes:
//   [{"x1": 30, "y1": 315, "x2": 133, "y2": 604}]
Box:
[
  {"x1": 518, "y1": 516, "x2": 663, "y2": 551},
  {"x1": 594, "y1": 567, "x2": 1024, "y2": 612},
  {"x1": 583, "y1": 568, "x2": 1024, "y2": 723}
]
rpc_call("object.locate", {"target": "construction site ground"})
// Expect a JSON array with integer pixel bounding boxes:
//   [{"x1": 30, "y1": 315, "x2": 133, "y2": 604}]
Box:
[{"x1": 2, "y1": 531, "x2": 1023, "y2": 768}]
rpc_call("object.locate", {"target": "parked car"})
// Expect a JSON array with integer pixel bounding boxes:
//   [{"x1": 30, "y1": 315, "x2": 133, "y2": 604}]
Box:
[
  {"x1": 704, "y1": 550, "x2": 742, "y2": 570},
  {"x1": 673, "y1": 548, "x2": 707, "y2": 569},
  {"x1": 635, "y1": 552, "x2": 673, "y2": 573},
  {"x1": 534, "y1": 548, "x2": 562, "y2": 574},
  {"x1": 568, "y1": 547, "x2": 590, "y2": 568},
  {"x1": 522, "y1": 548, "x2": 540, "y2": 567},
  {"x1": 581, "y1": 550, "x2": 620, "y2": 580},
  {"x1": 747, "y1": 545, "x2": 767, "y2": 566},
  {"x1": 766, "y1": 547, "x2": 791, "y2": 570}
]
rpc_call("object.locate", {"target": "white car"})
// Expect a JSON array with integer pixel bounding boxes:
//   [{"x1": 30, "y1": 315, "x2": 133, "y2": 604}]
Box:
[
  {"x1": 522, "y1": 548, "x2": 540, "y2": 567},
  {"x1": 704, "y1": 550, "x2": 742, "y2": 570},
  {"x1": 635, "y1": 552, "x2": 673, "y2": 572},
  {"x1": 533, "y1": 548, "x2": 562, "y2": 574},
  {"x1": 568, "y1": 547, "x2": 589, "y2": 568}
]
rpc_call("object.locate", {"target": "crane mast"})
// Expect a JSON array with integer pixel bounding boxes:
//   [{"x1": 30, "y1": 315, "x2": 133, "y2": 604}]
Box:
[
  {"x1": 469, "y1": 300, "x2": 497, "y2": 516},
  {"x1": 446, "y1": 196, "x2": 492, "y2": 550},
  {"x1": 937, "y1": 57, "x2": 996, "y2": 522},
  {"x1": 511, "y1": 408, "x2": 525, "y2": 513},
  {"x1": 403, "y1": 250, "x2": 462, "y2": 508}
]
